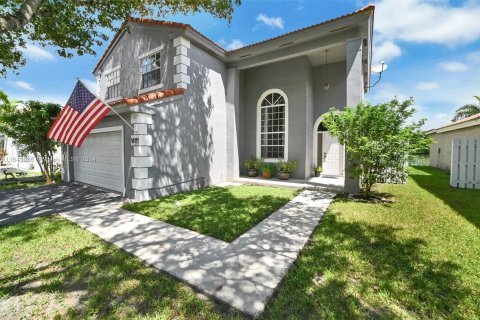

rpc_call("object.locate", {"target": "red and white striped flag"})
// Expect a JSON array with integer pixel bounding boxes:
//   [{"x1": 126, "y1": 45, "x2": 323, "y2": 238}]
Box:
[{"x1": 47, "y1": 81, "x2": 111, "y2": 147}]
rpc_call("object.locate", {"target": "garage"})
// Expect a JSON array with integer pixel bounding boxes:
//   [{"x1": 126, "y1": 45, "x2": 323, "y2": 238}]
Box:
[{"x1": 73, "y1": 127, "x2": 124, "y2": 193}]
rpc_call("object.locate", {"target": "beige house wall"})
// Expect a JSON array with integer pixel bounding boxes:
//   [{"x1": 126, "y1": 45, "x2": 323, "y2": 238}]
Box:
[{"x1": 428, "y1": 126, "x2": 480, "y2": 171}]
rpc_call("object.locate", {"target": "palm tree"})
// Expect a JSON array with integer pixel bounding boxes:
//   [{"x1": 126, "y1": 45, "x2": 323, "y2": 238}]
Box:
[{"x1": 452, "y1": 96, "x2": 480, "y2": 122}]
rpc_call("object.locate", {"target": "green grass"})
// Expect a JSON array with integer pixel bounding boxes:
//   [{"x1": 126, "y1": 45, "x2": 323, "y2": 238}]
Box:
[
  {"x1": 263, "y1": 166, "x2": 480, "y2": 319},
  {"x1": 0, "y1": 216, "x2": 241, "y2": 319},
  {"x1": 0, "y1": 180, "x2": 47, "y2": 190},
  {"x1": 0, "y1": 172, "x2": 61, "y2": 190},
  {"x1": 123, "y1": 185, "x2": 299, "y2": 242},
  {"x1": 1, "y1": 167, "x2": 478, "y2": 319}
]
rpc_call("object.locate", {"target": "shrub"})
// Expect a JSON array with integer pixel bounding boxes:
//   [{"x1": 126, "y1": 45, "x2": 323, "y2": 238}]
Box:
[
  {"x1": 261, "y1": 163, "x2": 277, "y2": 175},
  {"x1": 322, "y1": 98, "x2": 432, "y2": 196},
  {"x1": 278, "y1": 160, "x2": 299, "y2": 173},
  {"x1": 243, "y1": 158, "x2": 263, "y2": 170}
]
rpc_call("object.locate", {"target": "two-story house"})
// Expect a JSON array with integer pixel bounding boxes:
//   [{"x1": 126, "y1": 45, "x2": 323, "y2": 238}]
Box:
[{"x1": 62, "y1": 5, "x2": 375, "y2": 200}]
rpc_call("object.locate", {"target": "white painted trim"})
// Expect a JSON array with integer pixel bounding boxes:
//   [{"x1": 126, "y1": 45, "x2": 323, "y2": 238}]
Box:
[
  {"x1": 174, "y1": 55, "x2": 191, "y2": 66},
  {"x1": 103, "y1": 65, "x2": 121, "y2": 75},
  {"x1": 173, "y1": 36, "x2": 191, "y2": 48},
  {"x1": 435, "y1": 118, "x2": 480, "y2": 133},
  {"x1": 173, "y1": 73, "x2": 190, "y2": 84},
  {"x1": 256, "y1": 88, "x2": 289, "y2": 161},
  {"x1": 90, "y1": 125, "x2": 123, "y2": 134},
  {"x1": 138, "y1": 44, "x2": 164, "y2": 59},
  {"x1": 176, "y1": 45, "x2": 188, "y2": 56},
  {"x1": 312, "y1": 115, "x2": 345, "y2": 175},
  {"x1": 138, "y1": 83, "x2": 164, "y2": 95},
  {"x1": 176, "y1": 64, "x2": 188, "y2": 75},
  {"x1": 312, "y1": 116, "x2": 324, "y2": 167},
  {"x1": 78, "y1": 126, "x2": 125, "y2": 194}
]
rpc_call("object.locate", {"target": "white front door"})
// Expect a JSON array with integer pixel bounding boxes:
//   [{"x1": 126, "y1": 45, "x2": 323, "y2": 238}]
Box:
[
  {"x1": 322, "y1": 132, "x2": 341, "y2": 175},
  {"x1": 73, "y1": 128, "x2": 124, "y2": 192}
]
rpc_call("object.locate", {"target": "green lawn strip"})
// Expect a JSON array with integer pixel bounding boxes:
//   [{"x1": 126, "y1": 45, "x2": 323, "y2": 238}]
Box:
[
  {"x1": 262, "y1": 166, "x2": 480, "y2": 319},
  {"x1": 0, "y1": 180, "x2": 46, "y2": 190},
  {"x1": 123, "y1": 185, "x2": 300, "y2": 242},
  {"x1": 0, "y1": 216, "x2": 241, "y2": 319}
]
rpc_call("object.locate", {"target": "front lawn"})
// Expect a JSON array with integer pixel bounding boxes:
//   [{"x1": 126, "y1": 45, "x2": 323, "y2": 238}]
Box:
[
  {"x1": 123, "y1": 185, "x2": 299, "y2": 242},
  {"x1": 0, "y1": 216, "x2": 240, "y2": 319},
  {"x1": 264, "y1": 166, "x2": 480, "y2": 319},
  {"x1": 1, "y1": 167, "x2": 478, "y2": 319}
]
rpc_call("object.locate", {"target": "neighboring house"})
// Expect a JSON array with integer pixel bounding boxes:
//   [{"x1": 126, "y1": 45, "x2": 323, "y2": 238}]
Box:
[
  {"x1": 62, "y1": 5, "x2": 375, "y2": 200},
  {"x1": 426, "y1": 113, "x2": 480, "y2": 171},
  {"x1": 0, "y1": 133, "x2": 61, "y2": 173}
]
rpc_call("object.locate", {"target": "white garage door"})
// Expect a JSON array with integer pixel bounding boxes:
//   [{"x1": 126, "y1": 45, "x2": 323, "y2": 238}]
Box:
[{"x1": 73, "y1": 128, "x2": 124, "y2": 192}]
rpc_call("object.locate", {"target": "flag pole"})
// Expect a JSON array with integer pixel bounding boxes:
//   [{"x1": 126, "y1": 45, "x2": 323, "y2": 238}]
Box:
[{"x1": 78, "y1": 79, "x2": 136, "y2": 132}]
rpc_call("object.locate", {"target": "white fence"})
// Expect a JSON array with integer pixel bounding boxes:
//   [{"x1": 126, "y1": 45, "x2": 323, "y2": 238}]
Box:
[{"x1": 451, "y1": 137, "x2": 480, "y2": 189}]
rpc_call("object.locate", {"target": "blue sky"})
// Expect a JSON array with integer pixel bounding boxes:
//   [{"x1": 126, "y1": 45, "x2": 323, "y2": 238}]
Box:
[{"x1": 1, "y1": 0, "x2": 480, "y2": 130}]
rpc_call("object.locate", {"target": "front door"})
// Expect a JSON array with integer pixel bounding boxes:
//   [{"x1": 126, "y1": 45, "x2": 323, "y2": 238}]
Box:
[{"x1": 322, "y1": 132, "x2": 341, "y2": 175}]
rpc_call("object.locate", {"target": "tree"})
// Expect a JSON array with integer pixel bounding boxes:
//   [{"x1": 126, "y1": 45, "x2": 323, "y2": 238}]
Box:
[
  {"x1": 322, "y1": 98, "x2": 432, "y2": 196},
  {"x1": 0, "y1": 96, "x2": 61, "y2": 183},
  {"x1": 0, "y1": 0, "x2": 240, "y2": 76},
  {"x1": 451, "y1": 96, "x2": 480, "y2": 122}
]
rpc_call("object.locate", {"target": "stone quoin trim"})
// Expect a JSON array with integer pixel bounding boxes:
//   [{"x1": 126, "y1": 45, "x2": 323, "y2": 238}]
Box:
[
  {"x1": 173, "y1": 36, "x2": 191, "y2": 89},
  {"x1": 130, "y1": 112, "x2": 154, "y2": 201}
]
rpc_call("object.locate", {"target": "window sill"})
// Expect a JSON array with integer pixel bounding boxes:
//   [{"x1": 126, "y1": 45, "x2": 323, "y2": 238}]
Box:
[
  {"x1": 138, "y1": 83, "x2": 164, "y2": 95},
  {"x1": 261, "y1": 158, "x2": 287, "y2": 163}
]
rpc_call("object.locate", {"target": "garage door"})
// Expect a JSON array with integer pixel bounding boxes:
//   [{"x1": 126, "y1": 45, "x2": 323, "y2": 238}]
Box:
[{"x1": 73, "y1": 128, "x2": 124, "y2": 192}]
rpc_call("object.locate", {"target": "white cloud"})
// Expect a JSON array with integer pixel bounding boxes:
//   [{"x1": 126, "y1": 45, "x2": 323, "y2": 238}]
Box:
[
  {"x1": 373, "y1": 40, "x2": 402, "y2": 63},
  {"x1": 8, "y1": 80, "x2": 35, "y2": 91},
  {"x1": 80, "y1": 78, "x2": 97, "y2": 93},
  {"x1": 438, "y1": 61, "x2": 468, "y2": 72},
  {"x1": 226, "y1": 39, "x2": 244, "y2": 51},
  {"x1": 375, "y1": 0, "x2": 480, "y2": 45},
  {"x1": 256, "y1": 14, "x2": 285, "y2": 29},
  {"x1": 20, "y1": 44, "x2": 55, "y2": 62},
  {"x1": 416, "y1": 82, "x2": 440, "y2": 90}
]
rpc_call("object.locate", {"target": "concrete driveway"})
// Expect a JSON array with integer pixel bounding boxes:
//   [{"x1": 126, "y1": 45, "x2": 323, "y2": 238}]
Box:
[{"x1": 0, "y1": 183, "x2": 124, "y2": 226}]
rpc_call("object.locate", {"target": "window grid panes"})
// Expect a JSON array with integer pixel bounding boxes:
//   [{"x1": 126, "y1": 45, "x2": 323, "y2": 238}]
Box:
[
  {"x1": 141, "y1": 52, "x2": 161, "y2": 89},
  {"x1": 106, "y1": 69, "x2": 120, "y2": 99},
  {"x1": 260, "y1": 92, "x2": 286, "y2": 159}
]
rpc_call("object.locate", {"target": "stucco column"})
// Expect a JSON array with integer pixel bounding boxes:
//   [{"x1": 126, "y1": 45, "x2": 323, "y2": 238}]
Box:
[
  {"x1": 131, "y1": 112, "x2": 154, "y2": 200},
  {"x1": 344, "y1": 37, "x2": 364, "y2": 193},
  {"x1": 226, "y1": 68, "x2": 240, "y2": 181}
]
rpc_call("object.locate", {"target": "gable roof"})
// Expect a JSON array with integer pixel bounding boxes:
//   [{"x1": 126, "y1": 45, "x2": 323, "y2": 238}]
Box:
[
  {"x1": 427, "y1": 113, "x2": 480, "y2": 134},
  {"x1": 93, "y1": 4, "x2": 375, "y2": 73}
]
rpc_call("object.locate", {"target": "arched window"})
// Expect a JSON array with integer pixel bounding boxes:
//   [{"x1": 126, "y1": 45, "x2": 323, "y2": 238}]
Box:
[{"x1": 257, "y1": 89, "x2": 288, "y2": 161}]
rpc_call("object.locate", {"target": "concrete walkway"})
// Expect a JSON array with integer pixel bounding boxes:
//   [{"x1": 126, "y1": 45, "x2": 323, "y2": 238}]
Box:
[{"x1": 60, "y1": 190, "x2": 335, "y2": 317}]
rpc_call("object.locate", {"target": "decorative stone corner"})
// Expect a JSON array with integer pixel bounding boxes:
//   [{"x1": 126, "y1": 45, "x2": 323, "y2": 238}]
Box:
[
  {"x1": 173, "y1": 36, "x2": 190, "y2": 89},
  {"x1": 131, "y1": 112, "x2": 154, "y2": 200}
]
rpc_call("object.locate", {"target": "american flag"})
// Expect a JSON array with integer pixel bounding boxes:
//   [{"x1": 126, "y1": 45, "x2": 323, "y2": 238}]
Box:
[{"x1": 48, "y1": 81, "x2": 111, "y2": 147}]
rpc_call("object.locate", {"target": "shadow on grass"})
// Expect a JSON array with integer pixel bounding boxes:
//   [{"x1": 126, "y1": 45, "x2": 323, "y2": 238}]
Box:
[
  {"x1": 264, "y1": 212, "x2": 471, "y2": 319},
  {"x1": 409, "y1": 166, "x2": 480, "y2": 229},
  {"x1": 0, "y1": 222, "x2": 241, "y2": 319},
  {"x1": 124, "y1": 186, "x2": 298, "y2": 242}
]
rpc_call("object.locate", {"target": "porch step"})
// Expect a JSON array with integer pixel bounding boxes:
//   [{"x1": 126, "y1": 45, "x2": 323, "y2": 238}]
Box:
[{"x1": 233, "y1": 176, "x2": 344, "y2": 193}]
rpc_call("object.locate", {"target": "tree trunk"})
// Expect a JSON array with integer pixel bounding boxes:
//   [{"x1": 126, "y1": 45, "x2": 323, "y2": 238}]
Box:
[{"x1": 0, "y1": 0, "x2": 44, "y2": 33}]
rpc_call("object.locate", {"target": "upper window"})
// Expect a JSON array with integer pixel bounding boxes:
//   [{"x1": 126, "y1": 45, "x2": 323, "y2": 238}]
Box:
[
  {"x1": 141, "y1": 52, "x2": 161, "y2": 89},
  {"x1": 257, "y1": 89, "x2": 288, "y2": 161},
  {"x1": 105, "y1": 69, "x2": 120, "y2": 99}
]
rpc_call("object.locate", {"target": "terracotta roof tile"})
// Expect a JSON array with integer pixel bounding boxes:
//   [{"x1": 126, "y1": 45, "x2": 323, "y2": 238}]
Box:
[
  {"x1": 93, "y1": 5, "x2": 375, "y2": 73},
  {"x1": 110, "y1": 87, "x2": 184, "y2": 106}
]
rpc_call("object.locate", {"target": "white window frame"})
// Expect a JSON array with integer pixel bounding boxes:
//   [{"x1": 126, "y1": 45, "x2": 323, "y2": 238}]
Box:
[
  {"x1": 256, "y1": 89, "x2": 289, "y2": 162},
  {"x1": 105, "y1": 66, "x2": 121, "y2": 100},
  {"x1": 139, "y1": 49, "x2": 163, "y2": 92}
]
